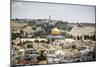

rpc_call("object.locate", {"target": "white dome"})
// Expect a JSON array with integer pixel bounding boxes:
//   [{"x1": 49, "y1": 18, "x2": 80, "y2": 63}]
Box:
[{"x1": 55, "y1": 50, "x2": 65, "y2": 56}]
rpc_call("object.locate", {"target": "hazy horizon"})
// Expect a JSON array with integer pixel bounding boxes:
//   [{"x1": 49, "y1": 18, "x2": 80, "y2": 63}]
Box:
[{"x1": 11, "y1": 0, "x2": 96, "y2": 23}]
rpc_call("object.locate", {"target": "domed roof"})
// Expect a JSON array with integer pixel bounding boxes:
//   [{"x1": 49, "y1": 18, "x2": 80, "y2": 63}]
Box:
[{"x1": 51, "y1": 28, "x2": 61, "y2": 35}]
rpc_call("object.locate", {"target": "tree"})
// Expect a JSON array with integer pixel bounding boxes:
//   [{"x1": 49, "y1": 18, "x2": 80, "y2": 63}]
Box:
[
  {"x1": 40, "y1": 40, "x2": 46, "y2": 43},
  {"x1": 72, "y1": 45, "x2": 76, "y2": 49},
  {"x1": 12, "y1": 33, "x2": 20, "y2": 40},
  {"x1": 34, "y1": 39, "x2": 39, "y2": 43},
  {"x1": 91, "y1": 35, "x2": 96, "y2": 41},
  {"x1": 27, "y1": 44, "x2": 33, "y2": 48},
  {"x1": 77, "y1": 35, "x2": 80, "y2": 40},
  {"x1": 37, "y1": 50, "x2": 48, "y2": 64},
  {"x1": 67, "y1": 26, "x2": 73, "y2": 31}
]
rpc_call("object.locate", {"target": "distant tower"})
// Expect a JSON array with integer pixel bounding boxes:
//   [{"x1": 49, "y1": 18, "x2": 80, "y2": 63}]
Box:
[
  {"x1": 49, "y1": 15, "x2": 51, "y2": 20},
  {"x1": 48, "y1": 15, "x2": 51, "y2": 23}
]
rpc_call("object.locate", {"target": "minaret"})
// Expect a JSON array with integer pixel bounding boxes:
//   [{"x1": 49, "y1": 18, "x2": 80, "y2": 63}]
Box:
[
  {"x1": 49, "y1": 15, "x2": 51, "y2": 20},
  {"x1": 48, "y1": 15, "x2": 51, "y2": 23}
]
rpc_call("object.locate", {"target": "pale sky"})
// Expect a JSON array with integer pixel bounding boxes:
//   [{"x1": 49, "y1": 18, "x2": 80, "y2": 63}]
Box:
[{"x1": 11, "y1": 1, "x2": 96, "y2": 23}]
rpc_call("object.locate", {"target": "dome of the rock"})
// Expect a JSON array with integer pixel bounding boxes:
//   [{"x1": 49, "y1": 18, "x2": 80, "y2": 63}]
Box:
[{"x1": 51, "y1": 28, "x2": 61, "y2": 35}]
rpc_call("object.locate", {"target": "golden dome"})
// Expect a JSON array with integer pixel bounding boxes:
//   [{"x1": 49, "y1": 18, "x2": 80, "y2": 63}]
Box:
[{"x1": 51, "y1": 28, "x2": 61, "y2": 35}]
